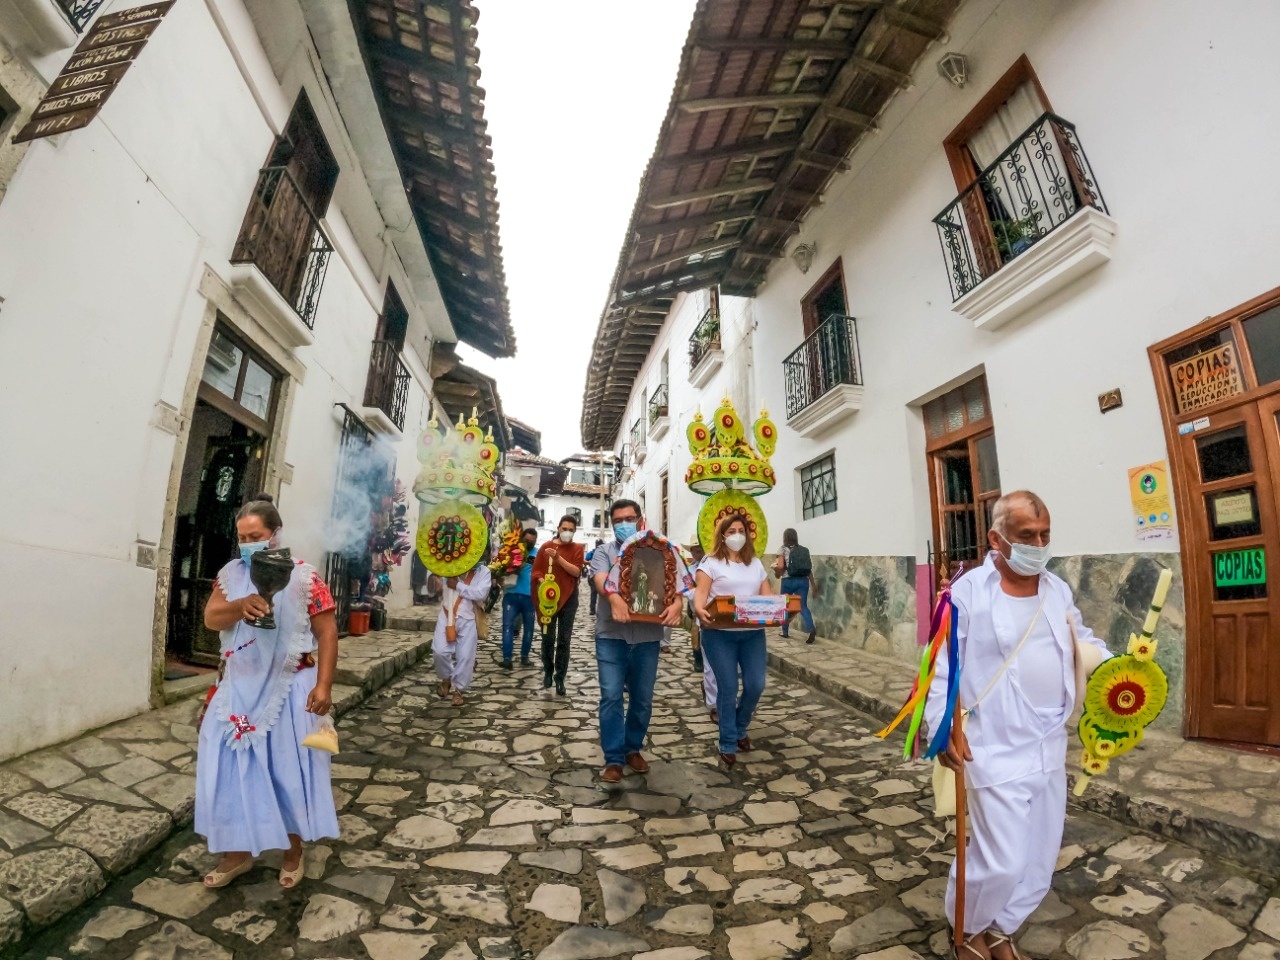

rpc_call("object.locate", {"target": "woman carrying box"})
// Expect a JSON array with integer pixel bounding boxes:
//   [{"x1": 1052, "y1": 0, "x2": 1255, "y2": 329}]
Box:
[{"x1": 693, "y1": 514, "x2": 774, "y2": 768}]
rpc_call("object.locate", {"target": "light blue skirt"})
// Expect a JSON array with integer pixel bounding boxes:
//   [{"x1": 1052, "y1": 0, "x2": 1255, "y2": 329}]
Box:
[{"x1": 195, "y1": 667, "x2": 339, "y2": 855}]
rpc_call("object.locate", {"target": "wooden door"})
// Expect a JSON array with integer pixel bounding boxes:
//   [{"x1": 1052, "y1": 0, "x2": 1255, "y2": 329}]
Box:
[{"x1": 1179, "y1": 401, "x2": 1280, "y2": 745}]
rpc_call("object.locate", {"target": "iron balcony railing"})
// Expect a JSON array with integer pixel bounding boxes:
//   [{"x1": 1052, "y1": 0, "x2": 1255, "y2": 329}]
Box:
[
  {"x1": 782, "y1": 313, "x2": 863, "y2": 419},
  {"x1": 933, "y1": 112, "x2": 1107, "y2": 301},
  {"x1": 688, "y1": 306, "x2": 722, "y2": 369},
  {"x1": 648, "y1": 382, "x2": 669, "y2": 426},
  {"x1": 231, "y1": 165, "x2": 333, "y2": 328},
  {"x1": 363, "y1": 340, "x2": 411, "y2": 431},
  {"x1": 630, "y1": 417, "x2": 646, "y2": 449},
  {"x1": 55, "y1": 0, "x2": 106, "y2": 31}
]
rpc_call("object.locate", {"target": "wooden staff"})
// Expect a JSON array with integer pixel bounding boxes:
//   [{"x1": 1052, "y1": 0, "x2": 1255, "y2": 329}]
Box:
[{"x1": 953, "y1": 697, "x2": 967, "y2": 953}]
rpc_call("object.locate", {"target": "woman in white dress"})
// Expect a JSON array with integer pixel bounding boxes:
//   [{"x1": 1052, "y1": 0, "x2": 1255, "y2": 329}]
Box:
[
  {"x1": 195, "y1": 495, "x2": 340, "y2": 889},
  {"x1": 693, "y1": 514, "x2": 773, "y2": 767}
]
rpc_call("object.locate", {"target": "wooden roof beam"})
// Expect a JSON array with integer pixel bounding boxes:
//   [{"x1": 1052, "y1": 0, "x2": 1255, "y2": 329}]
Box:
[
  {"x1": 648, "y1": 178, "x2": 776, "y2": 209},
  {"x1": 880, "y1": 7, "x2": 949, "y2": 42},
  {"x1": 632, "y1": 203, "x2": 758, "y2": 241},
  {"x1": 617, "y1": 267, "x2": 723, "y2": 302},
  {"x1": 652, "y1": 135, "x2": 803, "y2": 170},
  {"x1": 626, "y1": 236, "x2": 742, "y2": 273},
  {"x1": 822, "y1": 105, "x2": 876, "y2": 129},
  {"x1": 679, "y1": 92, "x2": 825, "y2": 114},
  {"x1": 794, "y1": 148, "x2": 850, "y2": 171},
  {"x1": 851, "y1": 56, "x2": 914, "y2": 88}
]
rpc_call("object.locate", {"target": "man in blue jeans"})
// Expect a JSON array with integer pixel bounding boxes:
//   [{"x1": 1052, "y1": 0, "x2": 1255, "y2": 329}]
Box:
[
  {"x1": 774, "y1": 528, "x2": 818, "y2": 644},
  {"x1": 501, "y1": 527, "x2": 538, "y2": 668},
  {"x1": 590, "y1": 500, "x2": 684, "y2": 784}
]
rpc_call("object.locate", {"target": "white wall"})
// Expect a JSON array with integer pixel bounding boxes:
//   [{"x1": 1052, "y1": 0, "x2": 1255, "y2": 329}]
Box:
[
  {"x1": 0, "y1": 0, "x2": 454, "y2": 757},
  {"x1": 637, "y1": 0, "x2": 1280, "y2": 563}
]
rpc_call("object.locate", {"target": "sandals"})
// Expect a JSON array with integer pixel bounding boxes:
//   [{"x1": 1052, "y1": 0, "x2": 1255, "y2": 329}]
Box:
[
  {"x1": 279, "y1": 850, "x2": 305, "y2": 888},
  {"x1": 985, "y1": 932, "x2": 1024, "y2": 959},
  {"x1": 437, "y1": 680, "x2": 451, "y2": 699},
  {"x1": 203, "y1": 856, "x2": 254, "y2": 889},
  {"x1": 451, "y1": 691, "x2": 465, "y2": 707}
]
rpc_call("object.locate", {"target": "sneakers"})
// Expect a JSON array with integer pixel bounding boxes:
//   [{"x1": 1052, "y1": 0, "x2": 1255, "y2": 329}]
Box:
[
  {"x1": 600, "y1": 764, "x2": 624, "y2": 783},
  {"x1": 625, "y1": 752, "x2": 650, "y2": 774}
]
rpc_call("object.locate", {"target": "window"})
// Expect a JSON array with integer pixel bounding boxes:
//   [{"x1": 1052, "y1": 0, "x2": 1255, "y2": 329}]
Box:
[
  {"x1": 800, "y1": 455, "x2": 838, "y2": 520},
  {"x1": 801, "y1": 260, "x2": 848, "y2": 338},
  {"x1": 364, "y1": 283, "x2": 411, "y2": 429},
  {"x1": 566, "y1": 507, "x2": 583, "y2": 525},
  {"x1": 923, "y1": 376, "x2": 1000, "y2": 585},
  {"x1": 0, "y1": 84, "x2": 17, "y2": 137},
  {"x1": 659, "y1": 352, "x2": 669, "y2": 388},
  {"x1": 199, "y1": 324, "x2": 281, "y2": 433},
  {"x1": 593, "y1": 511, "x2": 602, "y2": 529},
  {"x1": 659, "y1": 471, "x2": 669, "y2": 535}
]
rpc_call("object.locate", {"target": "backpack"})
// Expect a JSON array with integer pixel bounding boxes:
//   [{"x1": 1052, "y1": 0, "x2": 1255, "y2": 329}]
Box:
[{"x1": 786, "y1": 545, "x2": 812, "y2": 577}]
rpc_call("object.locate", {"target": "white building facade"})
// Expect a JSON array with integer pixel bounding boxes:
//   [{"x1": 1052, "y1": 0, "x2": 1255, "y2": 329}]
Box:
[
  {"x1": 0, "y1": 0, "x2": 515, "y2": 759},
  {"x1": 585, "y1": 0, "x2": 1280, "y2": 747}
]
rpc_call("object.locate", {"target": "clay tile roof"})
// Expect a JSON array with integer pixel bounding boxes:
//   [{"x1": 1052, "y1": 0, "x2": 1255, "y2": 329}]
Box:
[{"x1": 581, "y1": 0, "x2": 961, "y2": 448}]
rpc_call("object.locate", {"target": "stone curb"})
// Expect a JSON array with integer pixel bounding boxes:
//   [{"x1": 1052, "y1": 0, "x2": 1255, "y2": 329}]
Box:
[
  {"x1": 0, "y1": 631, "x2": 432, "y2": 954},
  {"x1": 766, "y1": 645, "x2": 1280, "y2": 875}
]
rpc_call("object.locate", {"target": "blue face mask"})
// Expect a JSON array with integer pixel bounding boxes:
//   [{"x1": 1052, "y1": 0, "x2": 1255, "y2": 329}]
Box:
[
  {"x1": 240, "y1": 540, "x2": 271, "y2": 564},
  {"x1": 613, "y1": 521, "x2": 638, "y2": 542}
]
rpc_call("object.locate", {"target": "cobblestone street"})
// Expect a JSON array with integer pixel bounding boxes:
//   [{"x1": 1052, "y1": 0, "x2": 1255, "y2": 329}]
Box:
[{"x1": 14, "y1": 612, "x2": 1280, "y2": 960}]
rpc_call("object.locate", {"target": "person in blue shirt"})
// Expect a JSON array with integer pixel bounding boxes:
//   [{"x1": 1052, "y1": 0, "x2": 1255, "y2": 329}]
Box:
[
  {"x1": 500, "y1": 527, "x2": 538, "y2": 668},
  {"x1": 585, "y1": 539, "x2": 604, "y2": 615}
]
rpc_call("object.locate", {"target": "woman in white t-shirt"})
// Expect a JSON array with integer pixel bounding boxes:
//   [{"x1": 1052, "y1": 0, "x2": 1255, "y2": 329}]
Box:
[{"x1": 693, "y1": 514, "x2": 773, "y2": 767}]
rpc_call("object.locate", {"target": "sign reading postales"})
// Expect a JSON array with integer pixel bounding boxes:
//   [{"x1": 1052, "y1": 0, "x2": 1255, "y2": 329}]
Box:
[
  {"x1": 11, "y1": 2, "x2": 176, "y2": 145},
  {"x1": 1170, "y1": 342, "x2": 1245, "y2": 415}
]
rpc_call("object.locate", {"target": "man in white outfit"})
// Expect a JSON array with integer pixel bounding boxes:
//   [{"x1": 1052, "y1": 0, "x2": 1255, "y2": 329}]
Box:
[
  {"x1": 433, "y1": 560, "x2": 493, "y2": 706},
  {"x1": 927, "y1": 491, "x2": 1110, "y2": 960}
]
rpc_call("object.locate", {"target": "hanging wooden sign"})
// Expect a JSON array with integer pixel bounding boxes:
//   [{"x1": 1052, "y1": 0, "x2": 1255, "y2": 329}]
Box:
[{"x1": 12, "y1": 1, "x2": 176, "y2": 145}]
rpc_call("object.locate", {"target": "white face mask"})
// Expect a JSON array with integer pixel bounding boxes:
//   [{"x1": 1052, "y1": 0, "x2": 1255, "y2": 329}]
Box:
[
  {"x1": 997, "y1": 532, "x2": 1051, "y2": 576},
  {"x1": 725, "y1": 533, "x2": 748, "y2": 553},
  {"x1": 558, "y1": 530, "x2": 574, "y2": 543}
]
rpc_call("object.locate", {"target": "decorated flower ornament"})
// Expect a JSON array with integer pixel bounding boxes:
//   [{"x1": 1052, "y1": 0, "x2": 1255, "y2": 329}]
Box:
[
  {"x1": 1074, "y1": 567, "x2": 1172, "y2": 796},
  {"x1": 413, "y1": 408, "x2": 499, "y2": 576},
  {"x1": 685, "y1": 398, "x2": 777, "y2": 554}
]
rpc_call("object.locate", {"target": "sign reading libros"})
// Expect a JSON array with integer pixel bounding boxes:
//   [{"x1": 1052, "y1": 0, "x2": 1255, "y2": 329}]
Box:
[{"x1": 11, "y1": 2, "x2": 176, "y2": 145}]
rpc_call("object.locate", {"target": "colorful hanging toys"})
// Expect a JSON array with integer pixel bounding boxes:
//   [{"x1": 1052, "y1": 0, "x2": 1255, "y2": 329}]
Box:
[
  {"x1": 413, "y1": 409, "x2": 500, "y2": 578},
  {"x1": 685, "y1": 398, "x2": 777, "y2": 554},
  {"x1": 1074, "y1": 567, "x2": 1171, "y2": 796}
]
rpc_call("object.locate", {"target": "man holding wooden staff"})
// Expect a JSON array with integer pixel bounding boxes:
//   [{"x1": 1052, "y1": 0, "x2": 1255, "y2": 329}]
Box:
[{"x1": 928, "y1": 491, "x2": 1111, "y2": 959}]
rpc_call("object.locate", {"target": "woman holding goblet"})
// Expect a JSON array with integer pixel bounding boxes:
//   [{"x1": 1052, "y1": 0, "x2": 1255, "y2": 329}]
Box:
[{"x1": 195, "y1": 495, "x2": 339, "y2": 889}]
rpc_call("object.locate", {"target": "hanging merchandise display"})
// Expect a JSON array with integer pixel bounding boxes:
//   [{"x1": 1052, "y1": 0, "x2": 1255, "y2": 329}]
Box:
[
  {"x1": 413, "y1": 409, "x2": 500, "y2": 576},
  {"x1": 684, "y1": 398, "x2": 777, "y2": 554}
]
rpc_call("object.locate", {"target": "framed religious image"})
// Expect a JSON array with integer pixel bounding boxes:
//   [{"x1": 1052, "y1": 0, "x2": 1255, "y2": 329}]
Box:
[{"x1": 617, "y1": 535, "x2": 679, "y2": 623}]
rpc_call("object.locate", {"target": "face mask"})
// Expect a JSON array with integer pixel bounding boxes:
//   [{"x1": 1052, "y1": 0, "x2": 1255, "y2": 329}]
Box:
[
  {"x1": 614, "y1": 521, "x2": 637, "y2": 542},
  {"x1": 239, "y1": 540, "x2": 271, "y2": 564},
  {"x1": 998, "y1": 532, "x2": 1051, "y2": 576},
  {"x1": 725, "y1": 533, "x2": 748, "y2": 552},
  {"x1": 559, "y1": 530, "x2": 574, "y2": 543}
]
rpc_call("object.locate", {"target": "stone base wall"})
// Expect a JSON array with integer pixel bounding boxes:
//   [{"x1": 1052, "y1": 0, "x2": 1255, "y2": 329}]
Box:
[{"x1": 783, "y1": 552, "x2": 1186, "y2": 732}]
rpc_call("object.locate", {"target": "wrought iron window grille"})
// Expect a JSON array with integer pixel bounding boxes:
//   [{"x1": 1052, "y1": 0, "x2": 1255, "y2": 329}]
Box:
[
  {"x1": 363, "y1": 340, "x2": 410, "y2": 431},
  {"x1": 933, "y1": 112, "x2": 1108, "y2": 301},
  {"x1": 688, "y1": 306, "x2": 722, "y2": 369},
  {"x1": 801, "y1": 455, "x2": 838, "y2": 520},
  {"x1": 232, "y1": 165, "x2": 333, "y2": 328},
  {"x1": 782, "y1": 314, "x2": 863, "y2": 420},
  {"x1": 648, "y1": 382, "x2": 669, "y2": 426},
  {"x1": 55, "y1": 0, "x2": 106, "y2": 32},
  {"x1": 630, "y1": 417, "x2": 646, "y2": 449}
]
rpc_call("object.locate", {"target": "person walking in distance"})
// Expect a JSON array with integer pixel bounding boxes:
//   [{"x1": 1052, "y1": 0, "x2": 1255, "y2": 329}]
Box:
[
  {"x1": 693, "y1": 514, "x2": 773, "y2": 768},
  {"x1": 532, "y1": 514, "x2": 585, "y2": 694},
  {"x1": 928, "y1": 491, "x2": 1111, "y2": 959},
  {"x1": 500, "y1": 527, "x2": 538, "y2": 669},
  {"x1": 586, "y1": 538, "x2": 604, "y2": 616},
  {"x1": 433, "y1": 556, "x2": 493, "y2": 707},
  {"x1": 590, "y1": 500, "x2": 684, "y2": 784},
  {"x1": 774, "y1": 528, "x2": 818, "y2": 644}
]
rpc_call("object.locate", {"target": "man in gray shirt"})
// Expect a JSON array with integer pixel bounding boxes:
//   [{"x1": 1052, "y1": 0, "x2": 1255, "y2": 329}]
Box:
[{"x1": 590, "y1": 499, "x2": 683, "y2": 784}]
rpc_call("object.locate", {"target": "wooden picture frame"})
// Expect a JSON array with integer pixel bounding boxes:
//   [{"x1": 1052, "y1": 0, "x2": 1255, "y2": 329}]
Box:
[{"x1": 617, "y1": 537, "x2": 679, "y2": 623}]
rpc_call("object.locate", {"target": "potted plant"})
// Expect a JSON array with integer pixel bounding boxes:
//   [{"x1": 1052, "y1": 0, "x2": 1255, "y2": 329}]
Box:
[{"x1": 991, "y1": 215, "x2": 1039, "y2": 262}]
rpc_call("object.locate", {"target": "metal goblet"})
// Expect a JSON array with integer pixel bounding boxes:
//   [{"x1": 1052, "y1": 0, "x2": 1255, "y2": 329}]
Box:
[{"x1": 248, "y1": 548, "x2": 294, "y2": 630}]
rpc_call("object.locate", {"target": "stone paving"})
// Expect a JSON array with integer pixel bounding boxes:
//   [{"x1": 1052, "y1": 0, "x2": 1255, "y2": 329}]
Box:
[
  {"x1": 7, "y1": 613, "x2": 1280, "y2": 960},
  {"x1": 0, "y1": 632, "x2": 434, "y2": 952}
]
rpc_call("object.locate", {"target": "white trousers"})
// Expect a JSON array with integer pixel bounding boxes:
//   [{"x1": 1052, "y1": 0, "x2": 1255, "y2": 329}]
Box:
[
  {"x1": 946, "y1": 768, "x2": 1066, "y2": 935},
  {"x1": 433, "y1": 617, "x2": 479, "y2": 691},
  {"x1": 702, "y1": 656, "x2": 718, "y2": 708}
]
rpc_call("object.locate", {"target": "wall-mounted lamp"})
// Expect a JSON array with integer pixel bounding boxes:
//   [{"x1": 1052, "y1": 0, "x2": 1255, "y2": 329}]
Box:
[
  {"x1": 937, "y1": 52, "x2": 969, "y2": 88},
  {"x1": 791, "y1": 242, "x2": 816, "y2": 274}
]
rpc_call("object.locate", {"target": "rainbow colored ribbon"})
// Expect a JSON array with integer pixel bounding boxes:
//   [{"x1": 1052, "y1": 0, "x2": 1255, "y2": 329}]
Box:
[{"x1": 876, "y1": 590, "x2": 961, "y2": 760}]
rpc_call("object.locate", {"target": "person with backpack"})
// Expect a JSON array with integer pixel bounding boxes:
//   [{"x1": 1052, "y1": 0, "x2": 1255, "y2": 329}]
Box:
[{"x1": 773, "y1": 528, "x2": 817, "y2": 644}]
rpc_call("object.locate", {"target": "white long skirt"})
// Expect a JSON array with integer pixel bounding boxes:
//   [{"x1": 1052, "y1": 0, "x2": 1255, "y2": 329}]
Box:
[{"x1": 194, "y1": 667, "x2": 339, "y2": 855}]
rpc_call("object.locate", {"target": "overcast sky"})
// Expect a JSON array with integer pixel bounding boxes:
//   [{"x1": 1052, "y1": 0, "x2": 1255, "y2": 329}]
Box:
[{"x1": 457, "y1": 0, "x2": 697, "y2": 460}]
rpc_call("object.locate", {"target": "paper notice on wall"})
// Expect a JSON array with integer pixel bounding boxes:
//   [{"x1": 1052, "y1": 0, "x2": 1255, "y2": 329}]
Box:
[{"x1": 1128, "y1": 461, "x2": 1176, "y2": 543}]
